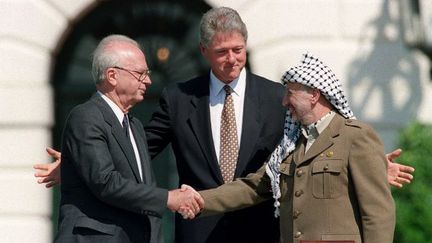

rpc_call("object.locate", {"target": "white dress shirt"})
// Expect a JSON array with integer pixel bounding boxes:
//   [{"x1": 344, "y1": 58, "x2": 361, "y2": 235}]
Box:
[
  {"x1": 209, "y1": 68, "x2": 246, "y2": 163},
  {"x1": 98, "y1": 91, "x2": 143, "y2": 181}
]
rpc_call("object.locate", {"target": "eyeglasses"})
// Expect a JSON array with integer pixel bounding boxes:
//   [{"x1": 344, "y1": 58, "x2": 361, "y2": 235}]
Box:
[{"x1": 112, "y1": 66, "x2": 151, "y2": 82}]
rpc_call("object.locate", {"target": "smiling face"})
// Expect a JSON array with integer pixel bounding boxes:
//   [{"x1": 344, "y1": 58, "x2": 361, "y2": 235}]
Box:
[
  {"x1": 282, "y1": 82, "x2": 315, "y2": 124},
  {"x1": 200, "y1": 31, "x2": 247, "y2": 84}
]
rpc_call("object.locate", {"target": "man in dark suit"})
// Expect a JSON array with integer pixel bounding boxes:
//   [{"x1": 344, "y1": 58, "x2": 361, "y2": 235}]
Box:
[
  {"x1": 35, "y1": 6, "x2": 414, "y2": 243},
  {"x1": 144, "y1": 7, "x2": 285, "y2": 243},
  {"x1": 55, "y1": 34, "x2": 203, "y2": 243},
  {"x1": 36, "y1": 7, "x2": 284, "y2": 243}
]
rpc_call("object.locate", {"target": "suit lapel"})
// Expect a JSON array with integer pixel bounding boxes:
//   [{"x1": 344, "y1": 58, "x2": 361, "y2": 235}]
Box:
[
  {"x1": 186, "y1": 77, "x2": 223, "y2": 182},
  {"x1": 235, "y1": 73, "x2": 261, "y2": 177},
  {"x1": 92, "y1": 95, "x2": 142, "y2": 182},
  {"x1": 298, "y1": 114, "x2": 343, "y2": 165},
  {"x1": 130, "y1": 116, "x2": 154, "y2": 185}
]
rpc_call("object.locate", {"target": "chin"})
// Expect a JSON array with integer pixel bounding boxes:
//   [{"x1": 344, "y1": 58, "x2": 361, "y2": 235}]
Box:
[
  {"x1": 135, "y1": 96, "x2": 144, "y2": 103},
  {"x1": 226, "y1": 73, "x2": 241, "y2": 81}
]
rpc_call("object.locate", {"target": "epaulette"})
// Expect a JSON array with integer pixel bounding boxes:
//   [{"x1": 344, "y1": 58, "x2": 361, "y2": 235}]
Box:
[{"x1": 345, "y1": 119, "x2": 362, "y2": 128}]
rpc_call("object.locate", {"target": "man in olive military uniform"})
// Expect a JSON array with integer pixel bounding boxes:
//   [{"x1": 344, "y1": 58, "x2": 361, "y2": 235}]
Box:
[{"x1": 185, "y1": 53, "x2": 395, "y2": 243}]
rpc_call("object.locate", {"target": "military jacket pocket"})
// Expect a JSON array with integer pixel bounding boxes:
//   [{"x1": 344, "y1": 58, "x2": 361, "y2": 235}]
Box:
[
  {"x1": 312, "y1": 159, "x2": 343, "y2": 199},
  {"x1": 279, "y1": 161, "x2": 294, "y2": 201}
]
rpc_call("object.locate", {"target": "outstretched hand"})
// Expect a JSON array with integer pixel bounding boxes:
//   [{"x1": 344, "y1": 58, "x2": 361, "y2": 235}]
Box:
[
  {"x1": 386, "y1": 148, "x2": 415, "y2": 188},
  {"x1": 33, "y1": 147, "x2": 62, "y2": 188},
  {"x1": 177, "y1": 184, "x2": 205, "y2": 219},
  {"x1": 167, "y1": 184, "x2": 204, "y2": 219}
]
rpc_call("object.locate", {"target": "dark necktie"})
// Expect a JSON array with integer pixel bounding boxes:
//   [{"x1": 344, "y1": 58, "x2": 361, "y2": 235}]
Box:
[
  {"x1": 122, "y1": 114, "x2": 130, "y2": 138},
  {"x1": 219, "y1": 85, "x2": 239, "y2": 183},
  {"x1": 122, "y1": 114, "x2": 146, "y2": 182}
]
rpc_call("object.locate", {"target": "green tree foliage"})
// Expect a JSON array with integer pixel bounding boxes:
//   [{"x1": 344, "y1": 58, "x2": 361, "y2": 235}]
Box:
[{"x1": 393, "y1": 122, "x2": 432, "y2": 243}]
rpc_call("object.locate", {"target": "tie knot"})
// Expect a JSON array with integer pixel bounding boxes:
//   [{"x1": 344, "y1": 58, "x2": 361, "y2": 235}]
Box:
[
  {"x1": 123, "y1": 114, "x2": 129, "y2": 127},
  {"x1": 223, "y1": 85, "x2": 233, "y2": 95}
]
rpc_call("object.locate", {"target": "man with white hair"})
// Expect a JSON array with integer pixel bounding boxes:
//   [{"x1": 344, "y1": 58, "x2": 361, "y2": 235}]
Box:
[
  {"x1": 54, "y1": 34, "x2": 203, "y2": 243},
  {"x1": 186, "y1": 53, "x2": 395, "y2": 243}
]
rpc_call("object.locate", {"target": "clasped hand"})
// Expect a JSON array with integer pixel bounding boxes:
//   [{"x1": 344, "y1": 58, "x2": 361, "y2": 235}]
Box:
[{"x1": 167, "y1": 184, "x2": 204, "y2": 219}]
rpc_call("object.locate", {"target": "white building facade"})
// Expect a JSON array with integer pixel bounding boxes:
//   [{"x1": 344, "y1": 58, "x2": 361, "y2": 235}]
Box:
[{"x1": 0, "y1": 0, "x2": 431, "y2": 242}]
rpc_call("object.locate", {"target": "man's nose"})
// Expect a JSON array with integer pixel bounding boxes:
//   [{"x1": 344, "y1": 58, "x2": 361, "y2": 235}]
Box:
[
  {"x1": 142, "y1": 76, "x2": 152, "y2": 86},
  {"x1": 226, "y1": 51, "x2": 236, "y2": 63}
]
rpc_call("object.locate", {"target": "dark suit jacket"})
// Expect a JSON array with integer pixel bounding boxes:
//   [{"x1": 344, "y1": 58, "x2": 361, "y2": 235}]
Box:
[
  {"x1": 55, "y1": 94, "x2": 168, "y2": 243},
  {"x1": 145, "y1": 71, "x2": 286, "y2": 243}
]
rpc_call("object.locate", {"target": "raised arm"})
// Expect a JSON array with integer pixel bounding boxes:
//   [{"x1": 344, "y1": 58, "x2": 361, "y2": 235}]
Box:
[{"x1": 386, "y1": 148, "x2": 415, "y2": 188}]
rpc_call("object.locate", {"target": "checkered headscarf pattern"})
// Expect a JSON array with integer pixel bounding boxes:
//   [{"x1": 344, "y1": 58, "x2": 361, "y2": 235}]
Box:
[{"x1": 265, "y1": 52, "x2": 355, "y2": 217}]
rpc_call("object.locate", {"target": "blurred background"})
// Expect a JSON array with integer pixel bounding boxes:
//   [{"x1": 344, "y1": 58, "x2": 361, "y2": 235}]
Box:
[{"x1": 0, "y1": 0, "x2": 431, "y2": 242}]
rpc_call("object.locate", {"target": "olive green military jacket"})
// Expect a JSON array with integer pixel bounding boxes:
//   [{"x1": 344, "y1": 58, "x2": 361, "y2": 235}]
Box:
[{"x1": 200, "y1": 114, "x2": 395, "y2": 243}]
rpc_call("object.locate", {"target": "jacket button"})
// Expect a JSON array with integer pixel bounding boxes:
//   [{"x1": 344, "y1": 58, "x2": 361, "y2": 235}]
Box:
[
  {"x1": 294, "y1": 231, "x2": 302, "y2": 238},
  {"x1": 296, "y1": 169, "x2": 304, "y2": 177},
  {"x1": 295, "y1": 190, "x2": 304, "y2": 197},
  {"x1": 323, "y1": 165, "x2": 329, "y2": 171},
  {"x1": 293, "y1": 210, "x2": 301, "y2": 219}
]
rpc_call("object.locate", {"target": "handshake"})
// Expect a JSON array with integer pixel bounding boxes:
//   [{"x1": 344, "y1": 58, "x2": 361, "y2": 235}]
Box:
[{"x1": 167, "y1": 184, "x2": 204, "y2": 219}]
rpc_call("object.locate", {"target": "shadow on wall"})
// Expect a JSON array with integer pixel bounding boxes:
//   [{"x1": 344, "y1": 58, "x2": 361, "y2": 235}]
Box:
[{"x1": 347, "y1": 0, "x2": 421, "y2": 127}]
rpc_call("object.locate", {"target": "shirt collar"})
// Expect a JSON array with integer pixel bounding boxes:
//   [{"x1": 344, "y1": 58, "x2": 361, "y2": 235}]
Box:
[
  {"x1": 301, "y1": 110, "x2": 336, "y2": 139},
  {"x1": 209, "y1": 68, "x2": 247, "y2": 98},
  {"x1": 97, "y1": 91, "x2": 126, "y2": 125}
]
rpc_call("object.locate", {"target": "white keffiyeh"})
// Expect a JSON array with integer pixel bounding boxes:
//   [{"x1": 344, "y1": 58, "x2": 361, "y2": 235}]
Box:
[{"x1": 265, "y1": 52, "x2": 355, "y2": 217}]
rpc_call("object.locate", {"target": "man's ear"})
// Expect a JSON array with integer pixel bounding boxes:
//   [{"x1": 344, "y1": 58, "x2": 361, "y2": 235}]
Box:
[
  {"x1": 105, "y1": 68, "x2": 117, "y2": 86},
  {"x1": 310, "y1": 88, "x2": 321, "y2": 104},
  {"x1": 199, "y1": 42, "x2": 207, "y2": 56}
]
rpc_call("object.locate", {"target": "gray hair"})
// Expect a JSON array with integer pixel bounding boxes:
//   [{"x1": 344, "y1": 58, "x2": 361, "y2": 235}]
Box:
[
  {"x1": 91, "y1": 34, "x2": 140, "y2": 85},
  {"x1": 199, "y1": 7, "x2": 248, "y2": 48}
]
